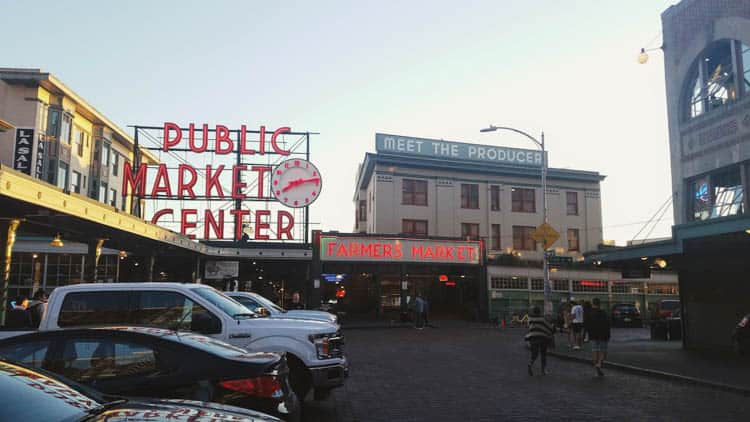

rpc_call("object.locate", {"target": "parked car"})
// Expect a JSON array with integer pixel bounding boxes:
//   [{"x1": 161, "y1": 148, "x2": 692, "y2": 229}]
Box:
[
  {"x1": 650, "y1": 308, "x2": 682, "y2": 341},
  {"x1": 732, "y1": 313, "x2": 750, "y2": 355},
  {"x1": 0, "y1": 283, "x2": 348, "y2": 402},
  {"x1": 654, "y1": 299, "x2": 681, "y2": 319},
  {"x1": 0, "y1": 357, "x2": 281, "y2": 421},
  {"x1": 225, "y1": 291, "x2": 338, "y2": 324},
  {"x1": 610, "y1": 303, "x2": 642, "y2": 327},
  {"x1": 0, "y1": 326, "x2": 299, "y2": 420}
]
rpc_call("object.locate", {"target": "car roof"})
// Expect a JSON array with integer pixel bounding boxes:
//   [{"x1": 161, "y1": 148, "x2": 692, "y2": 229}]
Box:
[{"x1": 53, "y1": 282, "x2": 211, "y2": 292}]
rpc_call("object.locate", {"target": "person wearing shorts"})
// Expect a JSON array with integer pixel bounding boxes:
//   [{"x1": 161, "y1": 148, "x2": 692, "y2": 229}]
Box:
[
  {"x1": 588, "y1": 298, "x2": 611, "y2": 376},
  {"x1": 570, "y1": 301, "x2": 584, "y2": 350}
]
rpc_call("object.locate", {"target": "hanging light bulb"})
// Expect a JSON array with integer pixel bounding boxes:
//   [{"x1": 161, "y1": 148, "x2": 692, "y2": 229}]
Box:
[
  {"x1": 49, "y1": 234, "x2": 64, "y2": 247},
  {"x1": 638, "y1": 48, "x2": 649, "y2": 64}
]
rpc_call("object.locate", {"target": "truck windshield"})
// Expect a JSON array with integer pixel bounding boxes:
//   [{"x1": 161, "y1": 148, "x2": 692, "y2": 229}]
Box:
[
  {"x1": 252, "y1": 294, "x2": 286, "y2": 313},
  {"x1": 192, "y1": 288, "x2": 256, "y2": 319}
]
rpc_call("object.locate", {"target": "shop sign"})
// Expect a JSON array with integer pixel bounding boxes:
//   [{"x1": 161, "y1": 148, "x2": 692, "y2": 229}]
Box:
[
  {"x1": 320, "y1": 236, "x2": 481, "y2": 264},
  {"x1": 376, "y1": 133, "x2": 543, "y2": 167},
  {"x1": 125, "y1": 123, "x2": 322, "y2": 241},
  {"x1": 204, "y1": 260, "x2": 240, "y2": 279},
  {"x1": 13, "y1": 128, "x2": 34, "y2": 175},
  {"x1": 34, "y1": 133, "x2": 45, "y2": 179}
]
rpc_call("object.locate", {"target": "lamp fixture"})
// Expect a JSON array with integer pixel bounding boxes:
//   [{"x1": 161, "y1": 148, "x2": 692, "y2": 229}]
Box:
[
  {"x1": 118, "y1": 250, "x2": 128, "y2": 259},
  {"x1": 640, "y1": 256, "x2": 648, "y2": 261},
  {"x1": 655, "y1": 258, "x2": 667, "y2": 269},
  {"x1": 745, "y1": 229, "x2": 750, "y2": 235},
  {"x1": 49, "y1": 234, "x2": 64, "y2": 247},
  {"x1": 638, "y1": 46, "x2": 663, "y2": 64}
]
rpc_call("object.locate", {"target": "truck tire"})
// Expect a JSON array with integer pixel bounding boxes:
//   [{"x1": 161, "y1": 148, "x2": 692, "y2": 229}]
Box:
[{"x1": 287, "y1": 355, "x2": 311, "y2": 402}]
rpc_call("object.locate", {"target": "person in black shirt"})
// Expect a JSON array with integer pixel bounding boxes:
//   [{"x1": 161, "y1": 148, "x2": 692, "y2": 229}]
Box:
[{"x1": 588, "y1": 298, "x2": 611, "y2": 377}]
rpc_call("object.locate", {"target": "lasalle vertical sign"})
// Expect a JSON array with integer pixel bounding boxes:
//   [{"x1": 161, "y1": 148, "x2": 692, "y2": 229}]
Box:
[{"x1": 13, "y1": 128, "x2": 34, "y2": 175}]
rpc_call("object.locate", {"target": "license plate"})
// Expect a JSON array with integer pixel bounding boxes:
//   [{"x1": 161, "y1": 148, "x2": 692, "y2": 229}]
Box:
[{"x1": 624, "y1": 318, "x2": 632, "y2": 322}]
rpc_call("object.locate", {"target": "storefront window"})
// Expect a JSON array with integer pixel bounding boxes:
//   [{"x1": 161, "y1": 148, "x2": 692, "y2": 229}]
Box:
[
  {"x1": 572, "y1": 280, "x2": 607, "y2": 293},
  {"x1": 461, "y1": 223, "x2": 479, "y2": 240},
  {"x1": 567, "y1": 228, "x2": 580, "y2": 252},
  {"x1": 552, "y1": 279, "x2": 569, "y2": 292},
  {"x1": 684, "y1": 39, "x2": 739, "y2": 120},
  {"x1": 530, "y1": 278, "x2": 544, "y2": 291},
  {"x1": 491, "y1": 277, "x2": 527, "y2": 290},
  {"x1": 689, "y1": 166, "x2": 744, "y2": 221}
]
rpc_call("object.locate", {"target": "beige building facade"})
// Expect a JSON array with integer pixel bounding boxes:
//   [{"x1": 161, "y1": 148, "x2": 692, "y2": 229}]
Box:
[{"x1": 354, "y1": 133, "x2": 606, "y2": 261}]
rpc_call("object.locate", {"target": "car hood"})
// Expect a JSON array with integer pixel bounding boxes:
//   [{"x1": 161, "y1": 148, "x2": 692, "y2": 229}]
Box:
[
  {"x1": 92, "y1": 398, "x2": 281, "y2": 421},
  {"x1": 239, "y1": 316, "x2": 338, "y2": 334},
  {"x1": 281, "y1": 310, "x2": 337, "y2": 323}
]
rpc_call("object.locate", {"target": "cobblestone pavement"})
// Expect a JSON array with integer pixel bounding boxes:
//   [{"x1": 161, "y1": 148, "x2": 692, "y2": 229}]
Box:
[{"x1": 303, "y1": 323, "x2": 749, "y2": 421}]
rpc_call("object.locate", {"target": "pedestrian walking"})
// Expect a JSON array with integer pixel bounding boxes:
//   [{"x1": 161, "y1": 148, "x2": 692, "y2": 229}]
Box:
[
  {"x1": 588, "y1": 298, "x2": 611, "y2": 376},
  {"x1": 525, "y1": 306, "x2": 554, "y2": 376},
  {"x1": 28, "y1": 290, "x2": 48, "y2": 328},
  {"x1": 561, "y1": 300, "x2": 574, "y2": 348},
  {"x1": 570, "y1": 301, "x2": 584, "y2": 350},
  {"x1": 414, "y1": 292, "x2": 427, "y2": 329},
  {"x1": 582, "y1": 300, "x2": 593, "y2": 343}
]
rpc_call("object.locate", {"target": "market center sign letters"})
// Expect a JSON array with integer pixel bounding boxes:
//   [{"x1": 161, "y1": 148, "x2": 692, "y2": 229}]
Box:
[
  {"x1": 320, "y1": 236, "x2": 482, "y2": 265},
  {"x1": 123, "y1": 123, "x2": 321, "y2": 241},
  {"x1": 375, "y1": 133, "x2": 543, "y2": 167}
]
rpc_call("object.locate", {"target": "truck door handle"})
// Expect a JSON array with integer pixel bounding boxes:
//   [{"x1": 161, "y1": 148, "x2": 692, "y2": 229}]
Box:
[{"x1": 229, "y1": 333, "x2": 251, "y2": 339}]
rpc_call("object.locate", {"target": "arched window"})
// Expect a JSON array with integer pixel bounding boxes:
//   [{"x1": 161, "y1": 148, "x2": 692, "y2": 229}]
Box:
[{"x1": 684, "y1": 39, "x2": 744, "y2": 120}]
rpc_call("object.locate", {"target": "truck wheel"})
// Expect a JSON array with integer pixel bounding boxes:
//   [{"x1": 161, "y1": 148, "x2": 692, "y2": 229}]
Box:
[{"x1": 288, "y1": 355, "x2": 311, "y2": 402}]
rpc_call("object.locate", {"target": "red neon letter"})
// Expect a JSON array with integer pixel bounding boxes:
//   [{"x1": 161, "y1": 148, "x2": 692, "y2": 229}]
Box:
[
  {"x1": 327, "y1": 241, "x2": 337, "y2": 257},
  {"x1": 239, "y1": 124, "x2": 255, "y2": 155},
  {"x1": 215, "y1": 125, "x2": 233, "y2": 154},
  {"x1": 180, "y1": 209, "x2": 198, "y2": 239},
  {"x1": 178, "y1": 164, "x2": 197, "y2": 199},
  {"x1": 163, "y1": 122, "x2": 182, "y2": 152},
  {"x1": 271, "y1": 127, "x2": 291, "y2": 155},
  {"x1": 188, "y1": 123, "x2": 209, "y2": 153},
  {"x1": 150, "y1": 208, "x2": 173, "y2": 225},
  {"x1": 205, "y1": 165, "x2": 225, "y2": 198},
  {"x1": 258, "y1": 125, "x2": 266, "y2": 155},
  {"x1": 204, "y1": 209, "x2": 225, "y2": 240},
  {"x1": 232, "y1": 165, "x2": 247, "y2": 200},
  {"x1": 277, "y1": 210, "x2": 294, "y2": 240},
  {"x1": 251, "y1": 165, "x2": 271, "y2": 198},
  {"x1": 122, "y1": 162, "x2": 147, "y2": 197},
  {"x1": 151, "y1": 164, "x2": 172, "y2": 197},
  {"x1": 230, "y1": 209, "x2": 250, "y2": 241},
  {"x1": 254, "y1": 209, "x2": 271, "y2": 241}
]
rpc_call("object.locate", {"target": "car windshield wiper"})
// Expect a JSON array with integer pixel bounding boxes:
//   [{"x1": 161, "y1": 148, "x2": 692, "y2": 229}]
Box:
[{"x1": 80, "y1": 399, "x2": 129, "y2": 420}]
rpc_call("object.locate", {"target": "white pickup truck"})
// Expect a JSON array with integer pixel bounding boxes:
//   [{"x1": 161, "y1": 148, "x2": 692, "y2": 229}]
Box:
[
  {"x1": 225, "y1": 291, "x2": 337, "y2": 324},
  {"x1": 0, "y1": 283, "x2": 348, "y2": 400}
]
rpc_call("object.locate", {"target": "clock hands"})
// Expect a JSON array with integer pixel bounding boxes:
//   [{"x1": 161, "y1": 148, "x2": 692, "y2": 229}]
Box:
[{"x1": 281, "y1": 177, "x2": 320, "y2": 193}]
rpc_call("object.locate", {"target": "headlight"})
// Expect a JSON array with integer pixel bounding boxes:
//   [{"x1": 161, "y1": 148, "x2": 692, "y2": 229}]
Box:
[{"x1": 309, "y1": 333, "x2": 333, "y2": 359}]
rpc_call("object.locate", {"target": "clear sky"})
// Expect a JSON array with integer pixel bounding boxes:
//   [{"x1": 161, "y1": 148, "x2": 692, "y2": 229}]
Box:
[{"x1": 1, "y1": 0, "x2": 677, "y2": 245}]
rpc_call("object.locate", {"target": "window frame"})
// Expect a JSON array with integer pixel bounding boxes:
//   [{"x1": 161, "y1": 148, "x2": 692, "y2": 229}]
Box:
[
  {"x1": 71, "y1": 170, "x2": 82, "y2": 194},
  {"x1": 491, "y1": 224, "x2": 501, "y2": 250},
  {"x1": 358, "y1": 200, "x2": 367, "y2": 221},
  {"x1": 567, "y1": 228, "x2": 580, "y2": 252},
  {"x1": 512, "y1": 225, "x2": 536, "y2": 251},
  {"x1": 402, "y1": 219, "x2": 428, "y2": 236},
  {"x1": 461, "y1": 222, "x2": 480, "y2": 240},
  {"x1": 566, "y1": 191, "x2": 579, "y2": 215},
  {"x1": 461, "y1": 184, "x2": 479, "y2": 209},
  {"x1": 511, "y1": 187, "x2": 536, "y2": 213},
  {"x1": 402, "y1": 179, "x2": 428, "y2": 206},
  {"x1": 490, "y1": 185, "x2": 500, "y2": 211}
]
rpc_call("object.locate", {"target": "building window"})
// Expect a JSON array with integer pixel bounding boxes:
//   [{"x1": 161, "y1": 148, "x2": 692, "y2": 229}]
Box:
[
  {"x1": 461, "y1": 223, "x2": 479, "y2": 240},
  {"x1": 531, "y1": 278, "x2": 545, "y2": 291},
  {"x1": 402, "y1": 219, "x2": 428, "y2": 236},
  {"x1": 490, "y1": 185, "x2": 500, "y2": 211},
  {"x1": 402, "y1": 179, "x2": 427, "y2": 206},
  {"x1": 461, "y1": 184, "x2": 479, "y2": 209},
  {"x1": 511, "y1": 187, "x2": 535, "y2": 213},
  {"x1": 491, "y1": 224, "x2": 501, "y2": 250},
  {"x1": 490, "y1": 277, "x2": 528, "y2": 290},
  {"x1": 99, "y1": 182, "x2": 108, "y2": 203},
  {"x1": 566, "y1": 192, "x2": 579, "y2": 215},
  {"x1": 112, "y1": 152, "x2": 119, "y2": 176},
  {"x1": 513, "y1": 225, "x2": 536, "y2": 251},
  {"x1": 102, "y1": 144, "x2": 111, "y2": 167},
  {"x1": 47, "y1": 109, "x2": 61, "y2": 137},
  {"x1": 57, "y1": 162, "x2": 69, "y2": 191},
  {"x1": 71, "y1": 171, "x2": 82, "y2": 194},
  {"x1": 110, "y1": 188, "x2": 117, "y2": 207},
  {"x1": 121, "y1": 196, "x2": 127, "y2": 212},
  {"x1": 552, "y1": 279, "x2": 569, "y2": 292},
  {"x1": 689, "y1": 166, "x2": 744, "y2": 221},
  {"x1": 60, "y1": 114, "x2": 72, "y2": 144},
  {"x1": 572, "y1": 280, "x2": 607, "y2": 293},
  {"x1": 73, "y1": 127, "x2": 85, "y2": 157},
  {"x1": 567, "y1": 228, "x2": 580, "y2": 252},
  {"x1": 359, "y1": 200, "x2": 367, "y2": 221},
  {"x1": 684, "y1": 39, "x2": 740, "y2": 120}
]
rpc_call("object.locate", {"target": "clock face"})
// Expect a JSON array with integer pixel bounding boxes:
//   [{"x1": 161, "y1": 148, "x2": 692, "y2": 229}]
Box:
[{"x1": 270, "y1": 159, "x2": 322, "y2": 208}]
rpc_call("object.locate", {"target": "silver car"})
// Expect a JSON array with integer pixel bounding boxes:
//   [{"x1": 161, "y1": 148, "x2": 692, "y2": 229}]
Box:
[{"x1": 226, "y1": 291, "x2": 338, "y2": 324}]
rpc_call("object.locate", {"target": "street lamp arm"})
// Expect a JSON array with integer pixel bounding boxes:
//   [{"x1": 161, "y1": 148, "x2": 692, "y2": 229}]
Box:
[{"x1": 481, "y1": 125, "x2": 543, "y2": 150}]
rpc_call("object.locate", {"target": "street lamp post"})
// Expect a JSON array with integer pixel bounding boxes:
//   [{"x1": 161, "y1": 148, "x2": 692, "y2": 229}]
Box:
[{"x1": 480, "y1": 125, "x2": 551, "y2": 316}]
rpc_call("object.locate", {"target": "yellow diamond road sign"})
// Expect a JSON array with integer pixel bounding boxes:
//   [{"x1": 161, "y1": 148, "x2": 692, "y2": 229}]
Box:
[{"x1": 530, "y1": 223, "x2": 559, "y2": 249}]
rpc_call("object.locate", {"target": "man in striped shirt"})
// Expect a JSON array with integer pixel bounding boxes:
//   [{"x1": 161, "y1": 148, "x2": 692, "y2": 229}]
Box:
[{"x1": 525, "y1": 306, "x2": 555, "y2": 375}]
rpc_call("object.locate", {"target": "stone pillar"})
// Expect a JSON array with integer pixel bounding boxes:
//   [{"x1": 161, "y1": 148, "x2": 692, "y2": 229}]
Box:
[
  {"x1": 84, "y1": 239, "x2": 105, "y2": 283},
  {"x1": 0, "y1": 219, "x2": 21, "y2": 326}
]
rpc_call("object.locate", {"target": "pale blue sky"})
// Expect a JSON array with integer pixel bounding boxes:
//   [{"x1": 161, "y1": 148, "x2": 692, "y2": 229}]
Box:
[{"x1": 1, "y1": 0, "x2": 676, "y2": 244}]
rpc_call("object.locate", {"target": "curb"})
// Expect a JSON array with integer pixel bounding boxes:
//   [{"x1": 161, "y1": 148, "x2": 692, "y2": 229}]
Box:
[{"x1": 546, "y1": 349, "x2": 750, "y2": 396}]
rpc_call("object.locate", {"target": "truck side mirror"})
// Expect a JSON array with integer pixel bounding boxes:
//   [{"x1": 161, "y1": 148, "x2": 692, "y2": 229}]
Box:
[{"x1": 257, "y1": 307, "x2": 270, "y2": 317}]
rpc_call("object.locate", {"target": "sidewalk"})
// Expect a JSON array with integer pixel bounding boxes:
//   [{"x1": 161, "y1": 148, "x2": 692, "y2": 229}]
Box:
[{"x1": 549, "y1": 328, "x2": 750, "y2": 394}]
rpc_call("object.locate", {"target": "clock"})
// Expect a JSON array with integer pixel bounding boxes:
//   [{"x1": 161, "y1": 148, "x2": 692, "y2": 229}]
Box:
[{"x1": 270, "y1": 159, "x2": 322, "y2": 208}]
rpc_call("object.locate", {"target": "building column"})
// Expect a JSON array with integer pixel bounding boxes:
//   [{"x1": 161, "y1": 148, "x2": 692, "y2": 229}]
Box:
[
  {"x1": 146, "y1": 253, "x2": 156, "y2": 282},
  {"x1": 0, "y1": 219, "x2": 21, "y2": 326},
  {"x1": 193, "y1": 256, "x2": 201, "y2": 284},
  {"x1": 84, "y1": 239, "x2": 105, "y2": 283},
  {"x1": 400, "y1": 264, "x2": 407, "y2": 316}
]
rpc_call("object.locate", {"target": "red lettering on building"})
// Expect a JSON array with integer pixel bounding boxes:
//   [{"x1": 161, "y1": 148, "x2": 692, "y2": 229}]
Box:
[
  {"x1": 122, "y1": 162, "x2": 147, "y2": 197},
  {"x1": 231, "y1": 165, "x2": 247, "y2": 200},
  {"x1": 215, "y1": 125, "x2": 233, "y2": 154},
  {"x1": 254, "y1": 209, "x2": 271, "y2": 240},
  {"x1": 151, "y1": 164, "x2": 172, "y2": 197},
  {"x1": 271, "y1": 127, "x2": 291, "y2": 155},
  {"x1": 205, "y1": 165, "x2": 225, "y2": 198},
  {"x1": 180, "y1": 209, "x2": 197, "y2": 239},
  {"x1": 204, "y1": 209, "x2": 224, "y2": 239},
  {"x1": 178, "y1": 164, "x2": 198, "y2": 199},
  {"x1": 188, "y1": 123, "x2": 209, "y2": 153},
  {"x1": 252, "y1": 165, "x2": 271, "y2": 198},
  {"x1": 239, "y1": 124, "x2": 255, "y2": 155},
  {"x1": 230, "y1": 209, "x2": 250, "y2": 241},
  {"x1": 150, "y1": 209, "x2": 174, "y2": 225},
  {"x1": 163, "y1": 122, "x2": 181, "y2": 151},
  {"x1": 277, "y1": 210, "x2": 294, "y2": 240}
]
